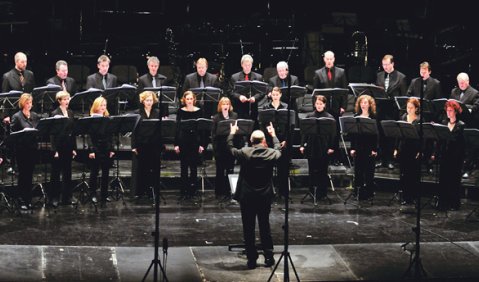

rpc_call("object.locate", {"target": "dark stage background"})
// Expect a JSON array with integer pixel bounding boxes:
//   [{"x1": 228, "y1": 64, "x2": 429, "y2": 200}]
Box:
[{"x1": 0, "y1": 0, "x2": 477, "y2": 94}]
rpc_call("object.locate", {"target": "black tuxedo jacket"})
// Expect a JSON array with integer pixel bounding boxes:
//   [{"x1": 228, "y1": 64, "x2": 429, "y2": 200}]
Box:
[
  {"x1": 268, "y1": 75, "x2": 299, "y2": 88},
  {"x1": 376, "y1": 70, "x2": 407, "y2": 98},
  {"x1": 86, "y1": 73, "x2": 118, "y2": 90},
  {"x1": 313, "y1": 66, "x2": 348, "y2": 89},
  {"x1": 407, "y1": 77, "x2": 442, "y2": 100},
  {"x1": 182, "y1": 72, "x2": 218, "y2": 91},
  {"x1": 137, "y1": 73, "x2": 168, "y2": 92},
  {"x1": 46, "y1": 76, "x2": 77, "y2": 94},
  {"x1": 450, "y1": 86, "x2": 479, "y2": 106},
  {"x1": 2, "y1": 68, "x2": 35, "y2": 93}
]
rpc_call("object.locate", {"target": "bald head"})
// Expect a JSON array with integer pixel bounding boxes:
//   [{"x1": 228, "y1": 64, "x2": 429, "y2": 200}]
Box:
[{"x1": 250, "y1": 130, "x2": 266, "y2": 145}]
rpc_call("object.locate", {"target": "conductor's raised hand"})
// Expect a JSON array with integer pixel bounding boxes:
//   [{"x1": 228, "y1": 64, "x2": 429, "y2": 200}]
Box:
[
  {"x1": 230, "y1": 120, "x2": 239, "y2": 135},
  {"x1": 266, "y1": 122, "x2": 276, "y2": 137}
]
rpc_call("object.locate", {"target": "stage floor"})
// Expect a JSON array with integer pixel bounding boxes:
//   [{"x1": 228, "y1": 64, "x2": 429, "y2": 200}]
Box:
[{"x1": 2, "y1": 184, "x2": 479, "y2": 281}]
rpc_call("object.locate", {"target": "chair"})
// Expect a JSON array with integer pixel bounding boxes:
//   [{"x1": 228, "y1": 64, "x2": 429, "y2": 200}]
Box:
[
  {"x1": 69, "y1": 65, "x2": 90, "y2": 91},
  {"x1": 111, "y1": 65, "x2": 138, "y2": 85}
]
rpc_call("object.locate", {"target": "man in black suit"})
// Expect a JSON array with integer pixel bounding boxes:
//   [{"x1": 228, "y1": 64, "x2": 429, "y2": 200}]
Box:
[
  {"x1": 407, "y1": 61, "x2": 442, "y2": 101},
  {"x1": 376, "y1": 54, "x2": 408, "y2": 169},
  {"x1": 229, "y1": 54, "x2": 264, "y2": 120},
  {"x1": 228, "y1": 121, "x2": 281, "y2": 269},
  {"x1": 86, "y1": 55, "x2": 118, "y2": 90},
  {"x1": 2, "y1": 52, "x2": 35, "y2": 94},
  {"x1": 183, "y1": 57, "x2": 219, "y2": 118},
  {"x1": 46, "y1": 60, "x2": 77, "y2": 94},
  {"x1": 137, "y1": 56, "x2": 169, "y2": 117},
  {"x1": 450, "y1": 72, "x2": 479, "y2": 178},
  {"x1": 266, "y1": 61, "x2": 299, "y2": 108},
  {"x1": 313, "y1": 51, "x2": 348, "y2": 116}
]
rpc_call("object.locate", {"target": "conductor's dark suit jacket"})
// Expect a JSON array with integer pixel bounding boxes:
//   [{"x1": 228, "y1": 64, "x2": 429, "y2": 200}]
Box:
[
  {"x1": 407, "y1": 77, "x2": 442, "y2": 100},
  {"x1": 228, "y1": 134, "x2": 281, "y2": 201},
  {"x1": 2, "y1": 68, "x2": 35, "y2": 93},
  {"x1": 86, "y1": 72, "x2": 118, "y2": 90},
  {"x1": 46, "y1": 76, "x2": 77, "y2": 95},
  {"x1": 182, "y1": 72, "x2": 219, "y2": 91}
]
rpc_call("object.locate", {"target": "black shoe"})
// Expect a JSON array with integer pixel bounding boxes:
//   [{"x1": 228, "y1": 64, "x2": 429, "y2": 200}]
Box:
[
  {"x1": 105, "y1": 196, "x2": 112, "y2": 202},
  {"x1": 265, "y1": 257, "x2": 275, "y2": 267},
  {"x1": 247, "y1": 259, "x2": 257, "y2": 269},
  {"x1": 388, "y1": 163, "x2": 395, "y2": 170},
  {"x1": 375, "y1": 161, "x2": 382, "y2": 168},
  {"x1": 51, "y1": 199, "x2": 59, "y2": 208},
  {"x1": 91, "y1": 196, "x2": 98, "y2": 204}
]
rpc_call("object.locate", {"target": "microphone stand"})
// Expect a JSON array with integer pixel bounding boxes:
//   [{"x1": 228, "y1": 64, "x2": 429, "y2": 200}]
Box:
[{"x1": 268, "y1": 75, "x2": 300, "y2": 282}]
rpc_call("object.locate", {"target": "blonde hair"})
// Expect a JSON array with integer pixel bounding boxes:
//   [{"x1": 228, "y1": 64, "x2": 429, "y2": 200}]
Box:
[
  {"x1": 139, "y1": 91, "x2": 158, "y2": 104},
  {"x1": 18, "y1": 93, "x2": 32, "y2": 109},
  {"x1": 355, "y1": 94, "x2": 376, "y2": 115},
  {"x1": 56, "y1": 91, "x2": 70, "y2": 102},
  {"x1": 90, "y1": 96, "x2": 109, "y2": 116},
  {"x1": 180, "y1": 91, "x2": 196, "y2": 106},
  {"x1": 217, "y1": 97, "x2": 233, "y2": 113}
]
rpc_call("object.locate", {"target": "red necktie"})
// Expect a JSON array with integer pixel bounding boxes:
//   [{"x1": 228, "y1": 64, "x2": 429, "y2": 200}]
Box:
[
  {"x1": 244, "y1": 73, "x2": 249, "y2": 81},
  {"x1": 327, "y1": 68, "x2": 332, "y2": 81}
]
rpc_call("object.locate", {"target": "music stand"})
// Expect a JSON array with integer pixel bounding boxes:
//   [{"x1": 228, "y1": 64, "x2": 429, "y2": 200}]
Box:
[
  {"x1": 72, "y1": 116, "x2": 110, "y2": 211},
  {"x1": 36, "y1": 116, "x2": 70, "y2": 209},
  {"x1": 464, "y1": 128, "x2": 479, "y2": 221},
  {"x1": 0, "y1": 91, "x2": 22, "y2": 113},
  {"x1": 144, "y1": 86, "x2": 177, "y2": 118},
  {"x1": 234, "y1": 80, "x2": 268, "y2": 118},
  {"x1": 105, "y1": 114, "x2": 140, "y2": 204},
  {"x1": 340, "y1": 116, "x2": 378, "y2": 206},
  {"x1": 312, "y1": 88, "x2": 349, "y2": 116},
  {"x1": 280, "y1": 85, "x2": 306, "y2": 113},
  {"x1": 298, "y1": 117, "x2": 337, "y2": 205},
  {"x1": 190, "y1": 87, "x2": 222, "y2": 118},
  {"x1": 32, "y1": 84, "x2": 62, "y2": 114},
  {"x1": 432, "y1": 98, "x2": 470, "y2": 124},
  {"x1": 232, "y1": 119, "x2": 255, "y2": 136},
  {"x1": 70, "y1": 88, "x2": 103, "y2": 115},
  {"x1": 103, "y1": 84, "x2": 137, "y2": 115}
]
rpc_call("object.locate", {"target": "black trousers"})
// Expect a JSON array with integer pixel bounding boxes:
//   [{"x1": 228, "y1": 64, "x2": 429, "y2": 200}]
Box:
[
  {"x1": 88, "y1": 154, "x2": 112, "y2": 201},
  {"x1": 15, "y1": 147, "x2": 37, "y2": 204},
  {"x1": 135, "y1": 146, "x2": 160, "y2": 196},
  {"x1": 398, "y1": 154, "x2": 420, "y2": 203},
  {"x1": 50, "y1": 149, "x2": 73, "y2": 202},
  {"x1": 179, "y1": 149, "x2": 199, "y2": 196},
  {"x1": 214, "y1": 152, "x2": 235, "y2": 196},
  {"x1": 275, "y1": 154, "x2": 290, "y2": 197},
  {"x1": 307, "y1": 156, "x2": 330, "y2": 197},
  {"x1": 354, "y1": 153, "x2": 376, "y2": 196},
  {"x1": 240, "y1": 196, "x2": 274, "y2": 261}
]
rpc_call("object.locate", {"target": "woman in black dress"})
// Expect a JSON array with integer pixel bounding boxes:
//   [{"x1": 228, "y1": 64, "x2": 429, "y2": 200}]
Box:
[
  {"x1": 131, "y1": 91, "x2": 161, "y2": 199},
  {"x1": 299, "y1": 95, "x2": 335, "y2": 200},
  {"x1": 174, "y1": 91, "x2": 205, "y2": 198},
  {"x1": 350, "y1": 94, "x2": 378, "y2": 200},
  {"x1": 434, "y1": 99, "x2": 465, "y2": 211},
  {"x1": 393, "y1": 97, "x2": 421, "y2": 205},
  {"x1": 88, "y1": 96, "x2": 114, "y2": 206},
  {"x1": 211, "y1": 97, "x2": 238, "y2": 198},
  {"x1": 50, "y1": 91, "x2": 76, "y2": 206},
  {"x1": 11, "y1": 93, "x2": 40, "y2": 210}
]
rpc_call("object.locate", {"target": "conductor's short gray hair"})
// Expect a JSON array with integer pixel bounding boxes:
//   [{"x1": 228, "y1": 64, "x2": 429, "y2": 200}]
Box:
[
  {"x1": 241, "y1": 54, "x2": 253, "y2": 65},
  {"x1": 276, "y1": 61, "x2": 288, "y2": 70},
  {"x1": 250, "y1": 130, "x2": 265, "y2": 145}
]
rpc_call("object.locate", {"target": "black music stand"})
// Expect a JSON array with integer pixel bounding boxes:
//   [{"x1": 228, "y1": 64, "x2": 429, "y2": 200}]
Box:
[
  {"x1": 32, "y1": 84, "x2": 62, "y2": 114},
  {"x1": 143, "y1": 86, "x2": 177, "y2": 118},
  {"x1": 72, "y1": 116, "x2": 110, "y2": 211},
  {"x1": 0, "y1": 90, "x2": 22, "y2": 112},
  {"x1": 432, "y1": 98, "x2": 470, "y2": 124},
  {"x1": 234, "y1": 80, "x2": 269, "y2": 118},
  {"x1": 280, "y1": 85, "x2": 306, "y2": 113},
  {"x1": 190, "y1": 87, "x2": 222, "y2": 118},
  {"x1": 312, "y1": 88, "x2": 349, "y2": 116},
  {"x1": 340, "y1": 116, "x2": 378, "y2": 206},
  {"x1": 103, "y1": 84, "x2": 137, "y2": 115},
  {"x1": 36, "y1": 116, "x2": 70, "y2": 209},
  {"x1": 105, "y1": 114, "x2": 140, "y2": 204},
  {"x1": 6, "y1": 128, "x2": 40, "y2": 213},
  {"x1": 70, "y1": 88, "x2": 103, "y2": 115},
  {"x1": 299, "y1": 117, "x2": 337, "y2": 206}
]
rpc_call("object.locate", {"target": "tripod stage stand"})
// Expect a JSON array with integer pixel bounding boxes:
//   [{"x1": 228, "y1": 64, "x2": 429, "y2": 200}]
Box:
[{"x1": 106, "y1": 114, "x2": 140, "y2": 205}]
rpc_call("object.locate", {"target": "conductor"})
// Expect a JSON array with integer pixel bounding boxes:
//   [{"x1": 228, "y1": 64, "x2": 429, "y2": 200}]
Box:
[{"x1": 228, "y1": 121, "x2": 281, "y2": 269}]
